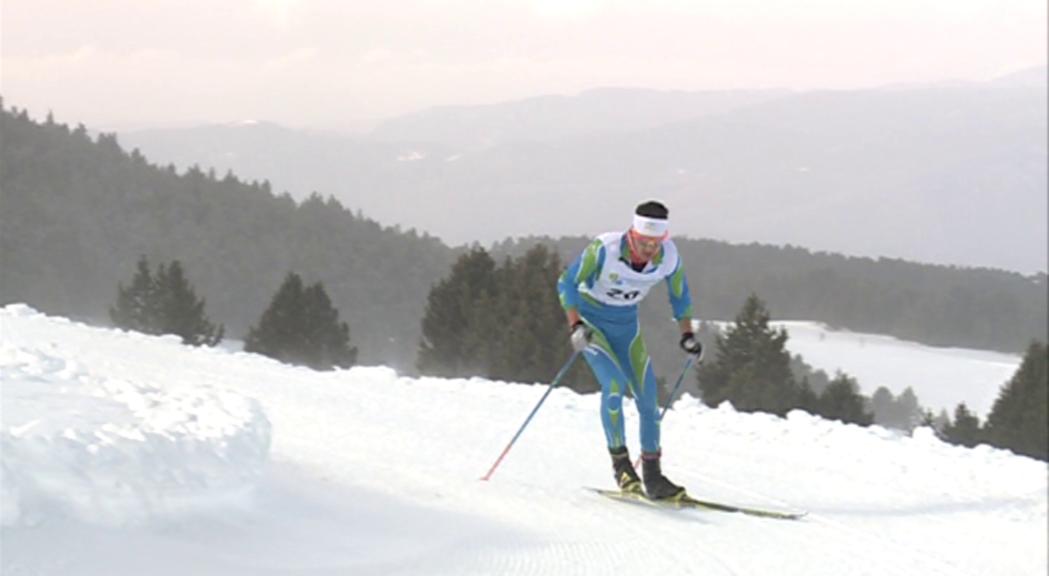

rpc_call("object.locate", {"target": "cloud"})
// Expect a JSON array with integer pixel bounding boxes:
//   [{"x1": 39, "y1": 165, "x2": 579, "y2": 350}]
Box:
[
  {"x1": 264, "y1": 46, "x2": 322, "y2": 71},
  {"x1": 252, "y1": 0, "x2": 301, "y2": 29},
  {"x1": 3, "y1": 0, "x2": 1045, "y2": 129}
]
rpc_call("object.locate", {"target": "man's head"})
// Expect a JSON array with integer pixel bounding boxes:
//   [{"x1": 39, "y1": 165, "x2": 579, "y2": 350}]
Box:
[{"x1": 628, "y1": 201, "x2": 669, "y2": 263}]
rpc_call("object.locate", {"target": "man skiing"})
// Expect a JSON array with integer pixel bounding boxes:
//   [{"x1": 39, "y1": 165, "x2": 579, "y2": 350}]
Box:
[{"x1": 557, "y1": 200, "x2": 703, "y2": 500}]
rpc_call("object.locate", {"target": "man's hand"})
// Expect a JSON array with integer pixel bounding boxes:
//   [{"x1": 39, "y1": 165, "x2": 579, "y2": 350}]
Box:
[
  {"x1": 679, "y1": 332, "x2": 703, "y2": 360},
  {"x1": 570, "y1": 321, "x2": 591, "y2": 352}
]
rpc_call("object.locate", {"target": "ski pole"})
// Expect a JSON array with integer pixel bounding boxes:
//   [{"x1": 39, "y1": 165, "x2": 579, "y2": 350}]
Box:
[
  {"x1": 660, "y1": 354, "x2": 698, "y2": 422},
  {"x1": 481, "y1": 350, "x2": 581, "y2": 481},
  {"x1": 634, "y1": 354, "x2": 697, "y2": 469}
]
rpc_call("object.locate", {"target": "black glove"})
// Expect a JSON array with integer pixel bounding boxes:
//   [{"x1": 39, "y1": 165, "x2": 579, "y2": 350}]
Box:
[
  {"x1": 680, "y1": 332, "x2": 703, "y2": 359},
  {"x1": 570, "y1": 321, "x2": 591, "y2": 352}
]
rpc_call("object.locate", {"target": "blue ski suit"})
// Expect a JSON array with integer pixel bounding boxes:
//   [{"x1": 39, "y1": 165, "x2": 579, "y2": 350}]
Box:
[{"x1": 557, "y1": 232, "x2": 694, "y2": 453}]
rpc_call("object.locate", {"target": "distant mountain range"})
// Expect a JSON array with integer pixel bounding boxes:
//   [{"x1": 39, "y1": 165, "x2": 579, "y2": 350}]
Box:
[
  {"x1": 367, "y1": 87, "x2": 791, "y2": 147},
  {"x1": 120, "y1": 66, "x2": 1047, "y2": 274}
]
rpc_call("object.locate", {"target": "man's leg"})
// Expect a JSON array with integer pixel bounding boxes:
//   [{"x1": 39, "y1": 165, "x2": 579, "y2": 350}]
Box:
[
  {"x1": 618, "y1": 327, "x2": 684, "y2": 499},
  {"x1": 581, "y1": 325, "x2": 644, "y2": 493},
  {"x1": 635, "y1": 356, "x2": 662, "y2": 454},
  {"x1": 581, "y1": 330, "x2": 633, "y2": 450},
  {"x1": 616, "y1": 326, "x2": 661, "y2": 454}
]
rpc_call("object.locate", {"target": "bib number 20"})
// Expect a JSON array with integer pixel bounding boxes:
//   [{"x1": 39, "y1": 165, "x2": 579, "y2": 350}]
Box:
[{"x1": 607, "y1": 288, "x2": 641, "y2": 301}]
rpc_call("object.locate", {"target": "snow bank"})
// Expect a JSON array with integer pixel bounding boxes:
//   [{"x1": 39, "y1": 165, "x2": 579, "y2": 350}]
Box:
[{"x1": 1, "y1": 305, "x2": 271, "y2": 527}]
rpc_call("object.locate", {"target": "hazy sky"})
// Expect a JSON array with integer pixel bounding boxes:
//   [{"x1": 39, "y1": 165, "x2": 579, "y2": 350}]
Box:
[{"x1": 3, "y1": 0, "x2": 1046, "y2": 130}]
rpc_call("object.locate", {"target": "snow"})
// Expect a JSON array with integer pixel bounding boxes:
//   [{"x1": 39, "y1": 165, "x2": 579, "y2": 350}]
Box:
[
  {"x1": 1, "y1": 306, "x2": 270, "y2": 527},
  {"x1": 769, "y1": 321, "x2": 1022, "y2": 417},
  {"x1": 2, "y1": 304, "x2": 1046, "y2": 575}
]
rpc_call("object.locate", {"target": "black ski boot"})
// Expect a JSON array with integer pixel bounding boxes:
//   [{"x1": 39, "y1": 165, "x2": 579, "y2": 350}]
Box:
[
  {"x1": 641, "y1": 451, "x2": 685, "y2": 501},
  {"x1": 609, "y1": 446, "x2": 643, "y2": 494}
]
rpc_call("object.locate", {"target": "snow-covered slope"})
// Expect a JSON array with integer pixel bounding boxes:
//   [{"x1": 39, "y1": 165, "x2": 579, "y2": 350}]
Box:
[
  {"x1": 770, "y1": 321, "x2": 1021, "y2": 417},
  {"x1": 2, "y1": 305, "x2": 1046, "y2": 575}
]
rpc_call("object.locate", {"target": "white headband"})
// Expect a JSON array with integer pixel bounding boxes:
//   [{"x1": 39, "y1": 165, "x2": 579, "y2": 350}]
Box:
[{"x1": 632, "y1": 214, "x2": 669, "y2": 237}]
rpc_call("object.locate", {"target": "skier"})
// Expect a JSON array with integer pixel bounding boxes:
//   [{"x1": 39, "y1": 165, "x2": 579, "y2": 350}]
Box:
[{"x1": 557, "y1": 200, "x2": 703, "y2": 500}]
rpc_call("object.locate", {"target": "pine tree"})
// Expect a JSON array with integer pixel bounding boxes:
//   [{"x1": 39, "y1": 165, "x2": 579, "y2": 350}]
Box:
[
  {"x1": 300, "y1": 282, "x2": 358, "y2": 369},
  {"x1": 983, "y1": 341, "x2": 1048, "y2": 460},
  {"x1": 415, "y1": 243, "x2": 585, "y2": 389},
  {"x1": 816, "y1": 372, "x2": 874, "y2": 426},
  {"x1": 155, "y1": 260, "x2": 223, "y2": 346},
  {"x1": 245, "y1": 272, "x2": 358, "y2": 370},
  {"x1": 895, "y1": 387, "x2": 923, "y2": 431},
  {"x1": 110, "y1": 256, "x2": 159, "y2": 333},
  {"x1": 462, "y1": 273, "x2": 506, "y2": 377},
  {"x1": 942, "y1": 403, "x2": 983, "y2": 448},
  {"x1": 475, "y1": 256, "x2": 521, "y2": 381},
  {"x1": 697, "y1": 294, "x2": 803, "y2": 416},
  {"x1": 485, "y1": 244, "x2": 571, "y2": 386},
  {"x1": 245, "y1": 272, "x2": 305, "y2": 362},
  {"x1": 919, "y1": 410, "x2": 937, "y2": 432},
  {"x1": 870, "y1": 387, "x2": 896, "y2": 427},
  {"x1": 417, "y1": 247, "x2": 498, "y2": 376},
  {"x1": 869, "y1": 386, "x2": 924, "y2": 431},
  {"x1": 110, "y1": 256, "x2": 223, "y2": 346},
  {"x1": 796, "y1": 377, "x2": 821, "y2": 415}
]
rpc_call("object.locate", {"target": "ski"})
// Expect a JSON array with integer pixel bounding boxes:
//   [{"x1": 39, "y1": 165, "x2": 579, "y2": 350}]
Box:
[{"x1": 587, "y1": 487, "x2": 806, "y2": 521}]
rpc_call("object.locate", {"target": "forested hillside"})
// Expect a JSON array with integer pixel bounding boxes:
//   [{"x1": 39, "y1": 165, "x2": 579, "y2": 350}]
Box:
[
  {"x1": 0, "y1": 103, "x2": 454, "y2": 369},
  {"x1": 2, "y1": 102, "x2": 1044, "y2": 372}
]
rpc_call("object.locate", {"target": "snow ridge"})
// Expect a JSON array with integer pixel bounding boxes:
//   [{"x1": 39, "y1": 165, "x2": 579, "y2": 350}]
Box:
[{"x1": 1, "y1": 305, "x2": 271, "y2": 526}]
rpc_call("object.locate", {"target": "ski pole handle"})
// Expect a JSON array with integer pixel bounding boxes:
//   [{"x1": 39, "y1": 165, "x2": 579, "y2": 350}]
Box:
[{"x1": 481, "y1": 350, "x2": 581, "y2": 481}]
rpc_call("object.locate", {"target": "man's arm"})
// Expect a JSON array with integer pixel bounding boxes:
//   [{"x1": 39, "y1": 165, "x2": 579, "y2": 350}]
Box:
[
  {"x1": 665, "y1": 251, "x2": 702, "y2": 359},
  {"x1": 665, "y1": 256, "x2": 694, "y2": 326},
  {"x1": 557, "y1": 239, "x2": 604, "y2": 327}
]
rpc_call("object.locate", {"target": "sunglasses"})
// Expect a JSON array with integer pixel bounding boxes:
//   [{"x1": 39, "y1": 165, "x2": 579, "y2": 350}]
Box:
[{"x1": 628, "y1": 229, "x2": 667, "y2": 251}]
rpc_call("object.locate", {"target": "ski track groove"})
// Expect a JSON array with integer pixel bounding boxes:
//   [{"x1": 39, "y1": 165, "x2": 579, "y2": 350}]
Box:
[
  {"x1": 684, "y1": 467, "x2": 975, "y2": 576},
  {"x1": 448, "y1": 536, "x2": 637, "y2": 576},
  {"x1": 580, "y1": 495, "x2": 744, "y2": 576},
  {"x1": 453, "y1": 484, "x2": 747, "y2": 576}
]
